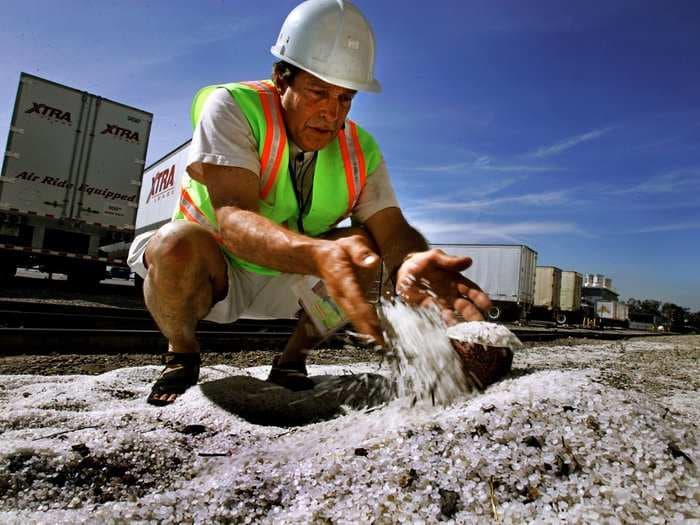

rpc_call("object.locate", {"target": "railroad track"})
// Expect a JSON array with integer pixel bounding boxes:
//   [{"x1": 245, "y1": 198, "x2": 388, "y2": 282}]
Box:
[
  {"x1": 0, "y1": 299, "x2": 298, "y2": 332},
  {"x1": 0, "y1": 328, "x2": 296, "y2": 354},
  {"x1": 0, "y1": 299, "x2": 298, "y2": 353},
  {"x1": 1, "y1": 273, "x2": 143, "y2": 298},
  {"x1": 0, "y1": 298, "x2": 661, "y2": 354}
]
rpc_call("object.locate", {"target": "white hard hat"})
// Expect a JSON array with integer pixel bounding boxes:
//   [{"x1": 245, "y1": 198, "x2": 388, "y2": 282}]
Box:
[{"x1": 271, "y1": 0, "x2": 381, "y2": 93}]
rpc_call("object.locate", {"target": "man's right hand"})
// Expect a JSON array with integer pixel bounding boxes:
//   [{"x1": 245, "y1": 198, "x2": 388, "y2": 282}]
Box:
[{"x1": 312, "y1": 235, "x2": 383, "y2": 343}]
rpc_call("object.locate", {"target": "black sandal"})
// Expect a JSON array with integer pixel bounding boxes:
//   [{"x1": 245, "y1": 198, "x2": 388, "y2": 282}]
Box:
[
  {"x1": 266, "y1": 355, "x2": 315, "y2": 391},
  {"x1": 147, "y1": 352, "x2": 201, "y2": 406}
]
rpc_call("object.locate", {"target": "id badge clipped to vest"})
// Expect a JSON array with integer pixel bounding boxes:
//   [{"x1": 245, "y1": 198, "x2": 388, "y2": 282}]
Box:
[{"x1": 292, "y1": 276, "x2": 348, "y2": 338}]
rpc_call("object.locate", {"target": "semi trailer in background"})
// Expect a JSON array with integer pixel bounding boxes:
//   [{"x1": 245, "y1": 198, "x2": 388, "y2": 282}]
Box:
[
  {"x1": 532, "y1": 266, "x2": 562, "y2": 321},
  {"x1": 134, "y1": 140, "x2": 190, "y2": 237},
  {"x1": 430, "y1": 244, "x2": 537, "y2": 321},
  {"x1": 0, "y1": 73, "x2": 152, "y2": 284},
  {"x1": 558, "y1": 270, "x2": 583, "y2": 324},
  {"x1": 595, "y1": 300, "x2": 630, "y2": 328}
]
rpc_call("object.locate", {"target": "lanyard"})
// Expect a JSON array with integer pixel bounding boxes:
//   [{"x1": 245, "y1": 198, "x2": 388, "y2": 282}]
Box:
[{"x1": 289, "y1": 151, "x2": 317, "y2": 234}]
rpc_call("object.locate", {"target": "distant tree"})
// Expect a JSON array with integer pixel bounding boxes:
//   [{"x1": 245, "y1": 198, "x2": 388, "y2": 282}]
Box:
[
  {"x1": 688, "y1": 311, "x2": 700, "y2": 330},
  {"x1": 661, "y1": 303, "x2": 688, "y2": 332},
  {"x1": 640, "y1": 300, "x2": 661, "y2": 315},
  {"x1": 627, "y1": 300, "x2": 698, "y2": 332},
  {"x1": 626, "y1": 298, "x2": 663, "y2": 321},
  {"x1": 625, "y1": 298, "x2": 641, "y2": 311},
  {"x1": 625, "y1": 298, "x2": 661, "y2": 315}
]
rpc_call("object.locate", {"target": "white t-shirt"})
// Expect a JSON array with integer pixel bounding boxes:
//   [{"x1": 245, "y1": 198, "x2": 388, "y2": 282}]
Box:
[{"x1": 186, "y1": 87, "x2": 399, "y2": 224}]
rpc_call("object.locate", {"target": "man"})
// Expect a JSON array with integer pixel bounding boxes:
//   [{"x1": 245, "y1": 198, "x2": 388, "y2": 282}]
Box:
[{"x1": 128, "y1": 0, "x2": 494, "y2": 406}]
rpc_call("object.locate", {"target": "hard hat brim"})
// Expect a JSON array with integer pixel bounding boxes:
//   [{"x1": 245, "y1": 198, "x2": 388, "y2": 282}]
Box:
[{"x1": 271, "y1": 47, "x2": 381, "y2": 93}]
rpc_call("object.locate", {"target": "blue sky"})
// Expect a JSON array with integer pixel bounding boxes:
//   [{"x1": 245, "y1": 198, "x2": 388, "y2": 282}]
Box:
[{"x1": 2, "y1": 0, "x2": 699, "y2": 310}]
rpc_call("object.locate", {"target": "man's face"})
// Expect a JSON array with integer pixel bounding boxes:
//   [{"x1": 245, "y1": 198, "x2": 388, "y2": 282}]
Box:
[{"x1": 277, "y1": 71, "x2": 356, "y2": 152}]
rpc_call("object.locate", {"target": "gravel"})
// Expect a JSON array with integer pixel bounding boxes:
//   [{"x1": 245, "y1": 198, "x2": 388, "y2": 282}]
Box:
[
  {"x1": 0, "y1": 335, "x2": 697, "y2": 523},
  {"x1": 1, "y1": 282, "x2": 697, "y2": 522}
]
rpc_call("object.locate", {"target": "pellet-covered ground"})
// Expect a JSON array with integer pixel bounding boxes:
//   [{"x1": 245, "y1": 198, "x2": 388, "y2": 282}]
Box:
[
  {"x1": 0, "y1": 335, "x2": 697, "y2": 523},
  {"x1": 5, "y1": 333, "x2": 694, "y2": 413},
  {"x1": 1, "y1": 334, "x2": 696, "y2": 412}
]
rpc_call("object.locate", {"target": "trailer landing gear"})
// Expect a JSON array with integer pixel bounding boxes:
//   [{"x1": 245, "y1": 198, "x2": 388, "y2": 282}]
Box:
[
  {"x1": 66, "y1": 264, "x2": 106, "y2": 287},
  {"x1": 0, "y1": 260, "x2": 17, "y2": 280},
  {"x1": 134, "y1": 274, "x2": 144, "y2": 297}
]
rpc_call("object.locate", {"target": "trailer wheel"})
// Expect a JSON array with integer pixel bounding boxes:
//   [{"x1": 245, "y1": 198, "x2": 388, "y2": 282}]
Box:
[
  {"x1": 556, "y1": 313, "x2": 567, "y2": 325},
  {"x1": 487, "y1": 306, "x2": 502, "y2": 321}
]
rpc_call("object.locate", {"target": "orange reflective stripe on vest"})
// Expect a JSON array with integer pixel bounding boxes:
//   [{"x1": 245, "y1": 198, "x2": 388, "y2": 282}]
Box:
[
  {"x1": 239, "y1": 81, "x2": 287, "y2": 200},
  {"x1": 179, "y1": 188, "x2": 223, "y2": 244},
  {"x1": 337, "y1": 120, "x2": 367, "y2": 215}
]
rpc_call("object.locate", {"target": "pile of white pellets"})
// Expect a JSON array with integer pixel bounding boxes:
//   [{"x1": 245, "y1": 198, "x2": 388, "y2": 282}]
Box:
[{"x1": 0, "y1": 308, "x2": 697, "y2": 523}]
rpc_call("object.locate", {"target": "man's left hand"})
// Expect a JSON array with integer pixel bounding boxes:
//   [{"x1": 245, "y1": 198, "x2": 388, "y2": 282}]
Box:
[{"x1": 394, "y1": 249, "x2": 492, "y2": 323}]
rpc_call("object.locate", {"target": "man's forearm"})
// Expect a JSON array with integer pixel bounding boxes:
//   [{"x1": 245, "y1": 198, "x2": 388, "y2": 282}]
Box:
[{"x1": 215, "y1": 206, "x2": 330, "y2": 276}]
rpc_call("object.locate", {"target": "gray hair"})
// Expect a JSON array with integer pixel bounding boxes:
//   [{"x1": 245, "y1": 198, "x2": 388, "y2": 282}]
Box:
[{"x1": 272, "y1": 60, "x2": 302, "y2": 86}]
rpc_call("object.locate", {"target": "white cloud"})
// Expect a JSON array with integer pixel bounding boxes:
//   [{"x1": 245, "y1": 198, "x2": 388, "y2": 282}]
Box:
[
  {"x1": 404, "y1": 161, "x2": 562, "y2": 175},
  {"x1": 528, "y1": 127, "x2": 613, "y2": 158},
  {"x1": 406, "y1": 218, "x2": 587, "y2": 243},
  {"x1": 630, "y1": 136, "x2": 680, "y2": 152},
  {"x1": 611, "y1": 166, "x2": 700, "y2": 195},
  {"x1": 1, "y1": 11, "x2": 260, "y2": 90},
  {"x1": 624, "y1": 221, "x2": 700, "y2": 234},
  {"x1": 128, "y1": 19, "x2": 261, "y2": 70},
  {"x1": 398, "y1": 177, "x2": 522, "y2": 208},
  {"x1": 481, "y1": 164, "x2": 563, "y2": 173},
  {"x1": 476, "y1": 177, "x2": 522, "y2": 197},
  {"x1": 416, "y1": 190, "x2": 569, "y2": 212}
]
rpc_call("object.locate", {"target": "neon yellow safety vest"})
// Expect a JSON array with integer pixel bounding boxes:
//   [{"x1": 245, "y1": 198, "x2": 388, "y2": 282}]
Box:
[{"x1": 173, "y1": 80, "x2": 382, "y2": 275}]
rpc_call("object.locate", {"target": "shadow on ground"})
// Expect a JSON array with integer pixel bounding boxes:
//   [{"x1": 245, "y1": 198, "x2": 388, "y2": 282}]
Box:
[
  {"x1": 200, "y1": 373, "x2": 392, "y2": 427},
  {"x1": 509, "y1": 366, "x2": 543, "y2": 378}
]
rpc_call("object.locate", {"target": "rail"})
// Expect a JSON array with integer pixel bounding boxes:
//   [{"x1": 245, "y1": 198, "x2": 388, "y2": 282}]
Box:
[{"x1": 0, "y1": 299, "x2": 665, "y2": 355}]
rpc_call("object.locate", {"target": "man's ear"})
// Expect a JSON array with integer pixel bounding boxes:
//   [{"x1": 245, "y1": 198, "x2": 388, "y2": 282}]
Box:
[{"x1": 273, "y1": 73, "x2": 288, "y2": 96}]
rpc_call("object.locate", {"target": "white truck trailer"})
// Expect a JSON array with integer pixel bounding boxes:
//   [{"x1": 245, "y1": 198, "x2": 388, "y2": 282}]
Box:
[
  {"x1": 430, "y1": 244, "x2": 537, "y2": 321},
  {"x1": 596, "y1": 300, "x2": 630, "y2": 328},
  {"x1": 134, "y1": 140, "x2": 190, "y2": 236},
  {"x1": 531, "y1": 265, "x2": 562, "y2": 321},
  {"x1": 0, "y1": 73, "x2": 152, "y2": 283},
  {"x1": 558, "y1": 270, "x2": 583, "y2": 324}
]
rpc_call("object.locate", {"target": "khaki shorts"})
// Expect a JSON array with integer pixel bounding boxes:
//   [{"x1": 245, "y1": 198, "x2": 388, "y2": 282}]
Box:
[{"x1": 127, "y1": 230, "x2": 303, "y2": 323}]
